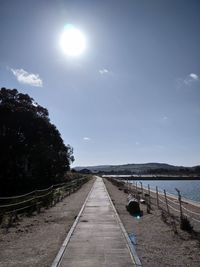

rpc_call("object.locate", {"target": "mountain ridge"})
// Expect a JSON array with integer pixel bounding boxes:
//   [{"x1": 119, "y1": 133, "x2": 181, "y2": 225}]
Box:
[{"x1": 74, "y1": 162, "x2": 200, "y2": 174}]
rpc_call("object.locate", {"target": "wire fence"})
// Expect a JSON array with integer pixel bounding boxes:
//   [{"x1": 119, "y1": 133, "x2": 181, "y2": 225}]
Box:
[
  {"x1": 0, "y1": 177, "x2": 89, "y2": 229},
  {"x1": 134, "y1": 181, "x2": 200, "y2": 232},
  {"x1": 106, "y1": 177, "x2": 200, "y2": 233}
]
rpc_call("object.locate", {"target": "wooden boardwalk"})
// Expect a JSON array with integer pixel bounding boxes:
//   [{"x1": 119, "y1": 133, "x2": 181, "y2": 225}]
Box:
[{"x1": 51, "y1": 177, "x2": 141, "y2": 267}]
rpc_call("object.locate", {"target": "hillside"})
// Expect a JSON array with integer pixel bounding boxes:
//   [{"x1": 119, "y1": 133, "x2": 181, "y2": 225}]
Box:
[{"x1": 75, "y1": 163, "x2": 200, "y2": 175}]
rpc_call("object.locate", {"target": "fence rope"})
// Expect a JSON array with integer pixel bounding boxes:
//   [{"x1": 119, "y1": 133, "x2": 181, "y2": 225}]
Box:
[
  {"x1": 163, "y1": 196, "x2": 179, "y2": 206},
  {"x1": 181, "y1": 205, "x2": 200, "y2": 216},
  {"x1": 0, "y1": 197, "x2": 36, "y2": 208},
  {"x1": 0, "y1": 179, "x2": 85, "y2": 201},
  {"x1": 158, "y1": 193, "x2": 200, "y2": 224},
  {"x1": 36, "y1": 186, "x2": 53, "y2": 193},
  {"x1": 158, "y1": 197, "x2": 179, "y2": 213},
  {"x1": 5, "y1": 203, "x2": 37, "y2": 214},
  {"x1": 107, "y1": 179, "x2": 200, "y2": 225},
  {"x1": 0, "y1": 190, "x2": 36, "y2": 200},
  {"x1": 190, "y1": 217, "x2": 200, "y2": 223},
  {"x1": 35, "y1": 190, "x2": 53, "y2": 199},
  {"x1": 158, "y1": 197, "x2": 200, "y2": 224},
  {"x1": 0, "y1": 178, "x2": 87, "y2": 209},
  {"x1": 158, "y1": 197, "x2": 166, "y2": 205},
  {"x1": 167, "y1": 203, "x2": 181, "y2": 213}
]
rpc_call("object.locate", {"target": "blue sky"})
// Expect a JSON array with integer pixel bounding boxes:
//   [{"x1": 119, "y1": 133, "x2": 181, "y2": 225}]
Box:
[{"x1": 1, "y1": 0, "x2": 200, "y2": 167}]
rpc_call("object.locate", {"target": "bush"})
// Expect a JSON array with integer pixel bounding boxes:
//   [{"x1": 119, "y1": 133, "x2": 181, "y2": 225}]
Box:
[{"x1": 180, "y1": 216, "x2": 193, "y2": 232}]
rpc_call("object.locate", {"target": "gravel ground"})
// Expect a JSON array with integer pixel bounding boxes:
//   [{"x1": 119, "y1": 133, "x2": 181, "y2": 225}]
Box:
[
  {"x1": 0, "y1": 178, "x2": 95, "y2": 267},
  {"x1": 104, "y1": 178, "x2": 200, "y2": 267}
]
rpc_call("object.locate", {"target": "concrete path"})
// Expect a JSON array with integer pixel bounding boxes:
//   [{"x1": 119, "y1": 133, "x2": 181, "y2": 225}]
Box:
[{"x1": 55, "y1": 177, "x2": 138, "y2": 267}]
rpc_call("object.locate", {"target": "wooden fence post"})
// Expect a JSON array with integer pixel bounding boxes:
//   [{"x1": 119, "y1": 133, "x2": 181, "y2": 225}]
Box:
[
  {"x1": 34, "y1": 190, "x2": 39, "y2": 213},
  {"x1": 156, "y1": 186, "x2": 159, "y2": 208},
  {"x1": 129, "y1": 180, "x2": 131, "y2": 192},
  {"x1": 164, "y1": 190, "x2": 178, "y2": 233},
  {"x1": 164, "y1": 190, "x2": 170, "y2": 216},
  {"x1": 140, "y1": 182, "x2": 143, "y2": 198},
  {"x1": 175, "y1": 188, "x2": 183, "y2": 220},
  {"x1": 148, "y1": 184, "x2": 151, "y2": 205},
  {"x1": 128, "y1": 179, "x2": 130, "y2": 192}
]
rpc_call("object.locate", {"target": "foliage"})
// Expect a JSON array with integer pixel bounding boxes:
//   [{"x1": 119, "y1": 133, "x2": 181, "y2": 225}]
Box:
[
  {"x1": 0, "y1": 88, "x2": 74, "y2": 196},
  {"x1": 180, "y1": 216, "x2": 193, "y2": 232}
]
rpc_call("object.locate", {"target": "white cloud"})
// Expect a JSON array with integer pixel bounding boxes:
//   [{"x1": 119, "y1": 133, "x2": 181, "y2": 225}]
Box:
[
  {"x1": 11, "y1": 68, "x2": 43, "y2": 87},
  {"x1": 99, "y1": 69, "x2": 109, "y2": 75},
  {"x1": 176, "y1": 73, "x2": 199, "y2": 88},
  {"x1": 184, "y1": 73, "x2": 199, "y2": 85},
  {"x1": 83, "y1": 137, "x2": 90, "y2": 141},
  {"x1": 189, "y1": 73, "x2": 199, "y2": 80}
]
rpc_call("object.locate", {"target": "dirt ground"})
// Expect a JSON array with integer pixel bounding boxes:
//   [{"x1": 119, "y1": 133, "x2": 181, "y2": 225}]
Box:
[
  {"x1": 104, "y1": 178, "x2": 200, "y2": 267},
  {"x1": 0, "y1": 178, "x2": 95, "y2": 267},
  {"x1": 1, "y1": 177, "x2": 200, "y2": 267}
]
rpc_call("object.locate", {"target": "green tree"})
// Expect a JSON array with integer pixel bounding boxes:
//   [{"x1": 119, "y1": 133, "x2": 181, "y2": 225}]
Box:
[{"x1": 0, "y1": 88, "x2": 74, "y2": 196}]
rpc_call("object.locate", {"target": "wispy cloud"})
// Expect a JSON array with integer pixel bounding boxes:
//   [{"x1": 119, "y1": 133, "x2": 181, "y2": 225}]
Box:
[
  {"x1": 99, "y1": 69, "x2": 109, "y2": 75},
  {"x1": 83, "y1": 137, "x2": 90, "y2": 141},
  {"x1": 11, "y1": 68, "x2": 43, "y2": 87},
  {"x1": 183, "y1": 73, "x2": 199, "y2": 86},
  {"x1": 176, "y1": 73, "x2": 199, "y2": 88},
  {"x1": 162, "y1": 116, "x2": 168, "y2": 121}
]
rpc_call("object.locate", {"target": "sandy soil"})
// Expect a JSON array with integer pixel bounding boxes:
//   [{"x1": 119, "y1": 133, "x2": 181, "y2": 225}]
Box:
[
  {"x1": 104, "y1": 178, "x2": 200, "y2": 267},
  {"x1": 0, "y1": 178, "x2": 95, "y2": 267}
]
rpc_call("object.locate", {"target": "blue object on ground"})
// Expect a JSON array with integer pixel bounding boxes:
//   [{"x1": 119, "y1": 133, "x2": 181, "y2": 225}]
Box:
[{"x1": 129, "y1": 233, "x2": 137, "y2": 246}]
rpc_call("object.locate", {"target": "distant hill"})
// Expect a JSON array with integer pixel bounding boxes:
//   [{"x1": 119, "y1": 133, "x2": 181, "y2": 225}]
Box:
[{"x1": 75, "y1": 163, "x2": 200, "y2": 175}]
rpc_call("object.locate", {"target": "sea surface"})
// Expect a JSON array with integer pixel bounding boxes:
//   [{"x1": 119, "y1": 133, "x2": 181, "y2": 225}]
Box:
[{"x1": 130, "y1": 180, "x2": 200, "y2": 203}]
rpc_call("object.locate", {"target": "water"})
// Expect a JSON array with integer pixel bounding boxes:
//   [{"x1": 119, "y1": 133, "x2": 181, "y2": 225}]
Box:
[{"x1": 130, "y1": 180, "x2": 200, "y2": 203}]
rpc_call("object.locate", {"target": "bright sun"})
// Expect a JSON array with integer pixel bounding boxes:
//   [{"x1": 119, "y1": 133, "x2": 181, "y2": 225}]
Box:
[{"x1": 60, "y1": 24, "x2": 86, "y2": 57}]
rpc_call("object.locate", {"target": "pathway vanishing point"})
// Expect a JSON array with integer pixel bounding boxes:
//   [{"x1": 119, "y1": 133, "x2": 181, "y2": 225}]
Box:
[{"x1": 51, "y1": 176, "x2": 141, "y2": 267}]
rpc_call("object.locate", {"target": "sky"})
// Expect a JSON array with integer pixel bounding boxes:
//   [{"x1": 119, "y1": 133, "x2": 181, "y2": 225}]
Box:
[{"x1": 0, "y1": 0, "x2": 200, "y2": 167}]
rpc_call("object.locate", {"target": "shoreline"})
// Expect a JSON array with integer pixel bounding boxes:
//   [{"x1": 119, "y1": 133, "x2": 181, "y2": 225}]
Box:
[
  {"x1": 139, "y1": 184, "x2": 200, "y2": 208},
  {"x1": 104, "y1": 178, "x2": 200, "y2": 267},
  {"x1": 103, "y1": 175, "x2": 200, "y2": 203},
  {"x1": 102, "y1": 174, "x2": 200, "y2": 180}
]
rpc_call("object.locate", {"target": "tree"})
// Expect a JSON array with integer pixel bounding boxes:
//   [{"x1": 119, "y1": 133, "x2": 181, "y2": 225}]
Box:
[{"x1": 0, "y1": 88, "x2": 74, "y2": 196}]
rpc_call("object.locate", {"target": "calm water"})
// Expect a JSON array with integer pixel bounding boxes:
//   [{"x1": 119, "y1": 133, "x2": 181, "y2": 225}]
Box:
[{"x1": 130, "y1": 180, "x2": 200, "y2": 202}]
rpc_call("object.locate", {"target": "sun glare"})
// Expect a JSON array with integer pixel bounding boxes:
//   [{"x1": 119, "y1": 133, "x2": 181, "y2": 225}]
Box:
[{"x1": 60, "y1": 24, "x2": 86, "y2": 57}]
